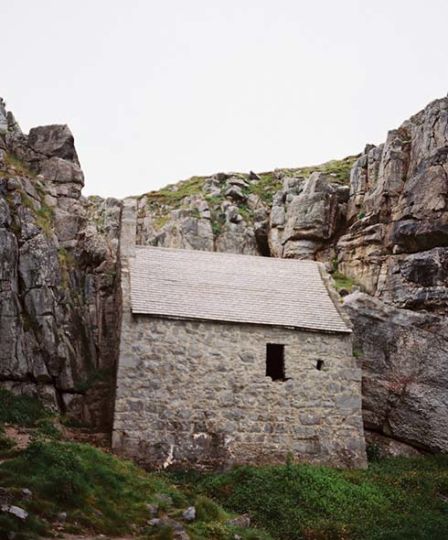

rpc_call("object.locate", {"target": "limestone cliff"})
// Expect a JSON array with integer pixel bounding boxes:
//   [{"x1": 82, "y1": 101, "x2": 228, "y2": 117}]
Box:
[{"x1": 0, "y1": 96, "x2": 447, "y2": 453}]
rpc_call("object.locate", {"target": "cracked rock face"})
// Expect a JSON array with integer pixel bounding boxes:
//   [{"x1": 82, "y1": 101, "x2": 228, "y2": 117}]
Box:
[
  {"x1": 335, "y1": 98, "x2": 448, "y2": 452},
  {"x1": 338, "y1": 97, "x2": 448, "y2": 312},
  {"x1": 268, "y1": 172, "x2": 346, "y2": 259},
  {"x1": 0, "y1": 108, "x2": 122, "y2": 430},
  {"x1": 344, "y1": 292, "x2": 448, "y2": 453}
]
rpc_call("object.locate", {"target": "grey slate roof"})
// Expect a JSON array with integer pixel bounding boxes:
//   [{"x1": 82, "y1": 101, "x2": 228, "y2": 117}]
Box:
[{"x1": 129, "y1": 246, "x2": 351, "y2": 334}]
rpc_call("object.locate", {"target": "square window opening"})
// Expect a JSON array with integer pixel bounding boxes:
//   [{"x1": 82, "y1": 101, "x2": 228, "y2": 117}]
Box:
[
  {"x1": 316, "y1": 359, "x2": 324, "y2": 371},
  {"x1": 266, "y1": 343, "x2": 285, "y2": 381}
]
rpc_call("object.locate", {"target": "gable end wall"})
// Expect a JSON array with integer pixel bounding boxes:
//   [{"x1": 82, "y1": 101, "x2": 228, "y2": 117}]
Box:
[{"x1": 113, "y1": 315, "x2": 367, "y2": 469}]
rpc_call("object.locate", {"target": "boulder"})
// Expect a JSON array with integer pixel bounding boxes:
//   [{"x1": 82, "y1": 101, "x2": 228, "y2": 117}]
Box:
[
  {"x1": 28, "y1": 124, "x2": 79, "y2": 162},
  {"x1": 344, "y1": 292, "x2": 448, "y2": 453}
]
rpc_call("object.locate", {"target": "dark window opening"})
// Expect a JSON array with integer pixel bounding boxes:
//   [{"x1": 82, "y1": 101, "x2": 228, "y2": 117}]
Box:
[
  {"x1": 266, "y1": 344, "x2": 285, "y2": 381},
  {"x1": 316, "y1": 359, "x2": 324, "y2": 371}
]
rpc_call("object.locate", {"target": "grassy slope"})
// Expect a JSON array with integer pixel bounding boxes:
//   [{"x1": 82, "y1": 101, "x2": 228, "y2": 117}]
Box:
[
  {"x1": 1, "y1": 379, "x2": 448, "y2": 540},
  {"x1": 171, "y1": 458, "x2": 448, "y2": 540},
  {"x1": 0, "y1": 390, "x2": 271, "y2": 539}
]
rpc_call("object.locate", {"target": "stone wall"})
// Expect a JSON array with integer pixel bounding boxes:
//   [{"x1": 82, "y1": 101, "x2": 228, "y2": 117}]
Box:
[{"x1": 113, "y1": 315, "x2": 366, "y2": 470}]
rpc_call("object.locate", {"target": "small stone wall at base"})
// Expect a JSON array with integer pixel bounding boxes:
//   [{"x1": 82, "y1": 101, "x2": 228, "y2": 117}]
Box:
[{"x1": 113, "y1": 316, "x2": 367, "y2": 470}]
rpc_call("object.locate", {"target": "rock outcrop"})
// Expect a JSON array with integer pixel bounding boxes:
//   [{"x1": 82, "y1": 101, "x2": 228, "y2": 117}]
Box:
[
  {"x1": 334, "y1": 97, "x2": 448, "y2": 452},
  {"x1": 338, "y1": 97, "x2": 448, "y2": 313},
  {"x1": 1, "y1": 95, "x2": 447, "y2": 454},
  {"x1": 0, "y1": 99, "x2": 122, "y2": 430},
  {"x1": 269, "y1": 172, "x2": 349, "y2": 260},
  {"x1": 344, "y1": 292, "x2": 448, "y2": 453}
]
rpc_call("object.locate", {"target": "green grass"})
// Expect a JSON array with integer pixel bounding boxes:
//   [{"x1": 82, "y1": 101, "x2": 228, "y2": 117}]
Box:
[
  {"x1": 141, "y1": 176, "x2": 208, "y2": 232},
  {"x1": 248, "y1": 172, "x2": 283, "y2": 205},
  {"x1": 0, "y1": 388, "x2": 50, "y2": 427},
  {"x1": 13, "y1": 191, "x2": 54, "y2": 237},
  {"x1": 293, "y1": 154, "x2": 359, "y2": 184},
  {"x1": 332, "y1": 271, "x2": 356, "y2": 292},
  {"x1": 205, "y1": 194, "x2": 226, "y2": 237},
  {"x1": 172, "y1": 456, "x2": 448, "y2": 540},
  {"x1": 1, "y1": 387, "x2": 447, "y2": 539},
  {"x1": 245, "y1": 155, "x2": 358, "y2": 206},
  {"x1": 144, "y1": 175, "x2": 206, "y2": 208},
  {"x1": 238, "y1": 203, "x2": 253, "y2": 224},
  {"x1": 0, "y1": 440, "x2": 272, "y2": 539},
  {"x1": 0, "y1": 391, "x2": 270, "y2": 538},
  {"x1": 35, "y1": 204, "x2": 54, "y2": 236},
  {"x1": 140, "y1": 155, "x2": 358, "y2": 220},
  {"x1": 153, "y1": 213, "x2": 171, "y2": 230},
  {"x1": 0, "y1": 440, "x2": 181, "y2": 533},
  {"x1": 3, "y1": 182, "x2": 55, "y2": 239},
  {"x1": 1, "y1": 152, "x2": 37, "y2": 177}
]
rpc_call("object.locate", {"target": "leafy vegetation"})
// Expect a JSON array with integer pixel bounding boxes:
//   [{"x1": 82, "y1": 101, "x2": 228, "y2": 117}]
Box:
[
  {"x1": 330, "y1": 257, "x2": 358, "y2": 293},
  {"x1": 0, "y1": 426, "x2": 15, "y2": 458},
  {"x1": 237, "y1": 203, "x2": 254, "y2": 224},
  {"x1": 73, "y1": 367, "x2": 115, "y2": 393},
  {"x1": 153, "y1": 213, "x2": 171, "y2": 230},
  {"x1": 2, "y1": 177, "x2": 55, "y2": 239},
  {"x1": 1, "y1": 388, "x2": 447, "y2": 539},
  {"x1": 172, "y1": 456, "x2": 448, "y2": 540}
]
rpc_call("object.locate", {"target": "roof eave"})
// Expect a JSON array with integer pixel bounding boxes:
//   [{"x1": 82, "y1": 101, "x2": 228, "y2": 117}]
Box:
[{"x1": 130, "y1": 310, "x2": 352, "y2": 335}]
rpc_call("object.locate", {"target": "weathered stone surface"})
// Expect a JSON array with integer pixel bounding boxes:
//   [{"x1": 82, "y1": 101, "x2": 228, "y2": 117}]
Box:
[
  {"x1": 226, "y1": 514, "x2": 251, "y2": 529},
  {"x1": 0, "y1": 101, "x2": 122, "y2": 430},
  {"x1": 344, "y1": 292, "x2": 448, "y2": 453},
  {"x1": 0, "y1": 98, "x2": 8, "y2": 132},
  {"x1": 1, "y1": 504, "x2": 28, "y2": 520},
  {"x1": 135, "y1": 176, "x2": 266, "y2": 256},
  {"x1": 136, "y1": 194, "x2": 215, "y2": 252},
  {"x1": 338, "y1": 97, "x2": 448, "y2": 308},
  {"x1": 269, "y1": 172, "x2": 342, "y2": 259},
  {"x1": 28, "y1": 124, "x2": 79, "y2": 162},
  {"x1": 365, "y1": 431, "x2": 422, "y2": 459}
]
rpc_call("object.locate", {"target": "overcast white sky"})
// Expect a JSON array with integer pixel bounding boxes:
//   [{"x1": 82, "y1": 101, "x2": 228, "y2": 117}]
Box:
[{"x1": 1, "y1": 1, "x2": 447, "y2": 198}]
